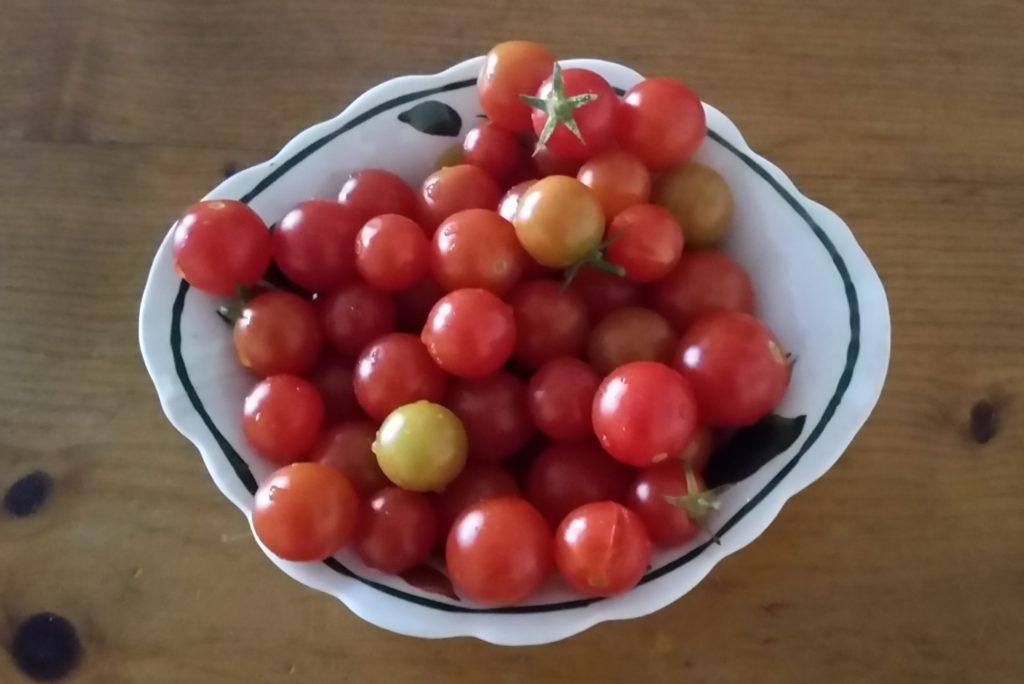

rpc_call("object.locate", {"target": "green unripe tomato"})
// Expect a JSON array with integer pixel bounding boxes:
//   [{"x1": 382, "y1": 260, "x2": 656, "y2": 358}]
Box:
[{"x1": 373, "y1": 400, "x2": 468, "y2": 492}]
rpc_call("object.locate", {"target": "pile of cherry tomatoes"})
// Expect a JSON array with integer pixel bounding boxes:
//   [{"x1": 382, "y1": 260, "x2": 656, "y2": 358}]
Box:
[{"x1": 171, "y1": 40, "x2": 790, "y2": 605}]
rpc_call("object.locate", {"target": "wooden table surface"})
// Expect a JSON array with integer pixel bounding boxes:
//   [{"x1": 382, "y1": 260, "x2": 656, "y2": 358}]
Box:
[{"x1": 2, "y1": 1, "x2": 1022, "y2": 682}]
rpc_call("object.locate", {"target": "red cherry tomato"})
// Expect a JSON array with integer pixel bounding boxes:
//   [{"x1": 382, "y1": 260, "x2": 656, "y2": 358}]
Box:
[
  {"x1": 616, "y1": 77, "x2": 706, "y2": 171},
  {"x1": 498, "y1": 180, "x2": 537, "y2": 222},
  {"x1": 648, "y1": 250, "x2": 755, "y2": 331},
  {"x1": 320, "y1": 283, "x2": 395, "y2": 357},
  {"x1": 421, "y1": 288, "x2": 516, "y2": 378},
  {"x1": 253, "y1": 462, "x2": 359, "y2": 561},
  {"x1": 529, "y1": 67, "x2": 618, "y2": 160},
  {"x1": 533, "y1": 146, "x2": 583, "y2": 177},
  {"x1": 605, "y1": 204, "x2": 683, "y2": 282},
  {"x1": 477, "y1": 41, "x2": 555, "y2": 133},
  {"x1": 446, "y1": 371, "x2": 533, "y2": 462},
  {"x1": 353, "y1": 333, "x2": 447, "y2": 421},
  {"x1": 628, "y1": 460, "x2": 706, "y2": 547},
  {"x1": 172, "y1": 200, "x2": 271, "y2": 296},
  {"x1": 306, "y1": 357, "x2": 362, "y2": 424},
  {"x1": 509, "y1": 280, "x2": 590, "y2": 368},
  {"x1": 243, "y1": 375, "x2": 325, "y2": 464},
  {"x1": 554, "y1": 501, "x2": 651, "y2": 596},
  {"x1": 577, "y1": 150, "x2": 651, "y2": 219},
  {"x1": 355, "y1": 214, "x2": 430, "y2": 292},
  {"x1": 273, "y1": 200, "x2": 361, "y2": 293},
  {"x1": 674, "y1": 312, "x2": 790, "y2": 427},
  {"x1": 309, "y1": 421, "x2": 389, "y2": 497},
  {"x1": 525, "y1": 442, "x2": 631, "y2": 526},
  {"x1": 418, "y1": 164, "x2": 502, "y2": 232},
  {"x1": 680, "y1": 424, "x2": 714, "y2": 473},
  {"x1": 587, "y1": 306, "x2": 676, "y2": 376},
  {"x1": 446, "y1": 497, "x2": 552, "y2": 605},
  {"x1": 355, "y1": 487, "x2": 438, "y2": 574},
  {"x1": 432, "y1": 461, "x2": 520, "y2": 535},
  {"x1": 567, "y1": 268, "x2": 642, "y2": 319},
  {"x1": 527, "y1": 357, "x2": 600, "y2": 441},
  {"x1": 431, "y1": 209, "x2": 524, "y2": 295},
  {"x1": 233, "y1": 291, "x2": 323, "y2": 376},
  {"x1": 338, "y1": 169, "x2": 418, "y2": 224},
  {"x1": 592, "y1": 361, "x2": 698, "y2": 467},
  {"x1": 462, "y1": 121, "x2": 530, "y2": 184}
]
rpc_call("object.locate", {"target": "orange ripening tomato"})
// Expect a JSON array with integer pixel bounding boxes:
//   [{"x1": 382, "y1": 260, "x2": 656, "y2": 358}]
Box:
[{"x1": 477, "y1": 41, "x2": 555, "y2": 133}]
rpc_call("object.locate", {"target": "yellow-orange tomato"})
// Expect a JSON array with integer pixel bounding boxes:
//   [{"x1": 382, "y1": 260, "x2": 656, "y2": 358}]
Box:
[
  {"x1": 513, "y1": 176, "x2": 605, "y2": 267},
  {"x1": 477, "y1": 41, "x2": 555, "y2": 133},
  {"x1": 577, "y1": 150, "x2": 651, "y2": 219},
  {"x1": 653, "y1": 163, "x2": 733, "y2": 248}
]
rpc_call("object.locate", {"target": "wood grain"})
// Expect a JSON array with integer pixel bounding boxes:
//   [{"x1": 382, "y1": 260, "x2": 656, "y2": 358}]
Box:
[{"x1": 2, "y1": 1, "x2": 1022, "y2": 681}]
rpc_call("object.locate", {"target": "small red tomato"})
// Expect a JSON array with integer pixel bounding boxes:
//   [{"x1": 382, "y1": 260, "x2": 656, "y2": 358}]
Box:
[
  {"x1": 421, "y1": 288, "x2": 516, "y2": 378},
  {"x1": 253, "y1": 462, "x2": 359, "y2": 561},
  {"x1": 273, "y1": 200, "x2": 361, "y2": 293},
  {"x1": 353, "y1": 333, "x2": 447, "y2": 421},
  {"x1": 617, "y1": 77, "x2": 706, "y2": 171},
  {"x1": 648, "y1": 250, "x2": 755, "y2": 331},
  {"x1": 628, "y1": 460, "x2": 707, "y2": 547},
  {"x1": 478, "y1": 41, "x2": 555, "y2": 133},
  {"x1": 680, "y1": 424, "x2": 715, "y2": 473},
  {"x1": 233, "y1": 291, "x2": 323, "y2": 376},
  {"x1": 525, "y1": 442, "x2": 631, "y2": 526},
  {"x1": 554, "y1": 501, "x2": 651, "y2": 597},
  {"x1": 446, "y1": 371, "x2": 534, "y2": 462},
  {"x1": 509, "y1": 280, "x2": 590, "y2": 368},
  {"x1": 173, "y1": 200, "x2": 271, "y2": 296},
  {"x1": 592, "y1": 361, "x2": 698, "y2": 467},
  {"x1": 306, "y1": 357, "x2": 362, "y2": 424},
  {"x1": 355, "y1": 214, "x2": 430, "y2": 292},
  {"x1": 355, "y1": 487, "x2": 438, "y2": 574},
  {"x1": 674, "y1": 312, "x2": 790, "y2": 427},
  {"x1": 606, "y1": 204, "x2": 683, "y2": 282},
  {"x1": 243, "y1": 375, "x2": 325, "y2": 464},
  {"x1": 338, "y1": 169, "x2": 418, "y2": 224},
  {"x1": 587, "y1": 306, "x2": 676, "y2": 376},
  {"x1": 528, "y1": 66, "x2": 618, "y2": 160},
  {"x1": 431, "y1": 209, "x2": 524, "y2": 295},
  {"x1": 309, "y1": 421, "x2": 389, "y2": 497},
  {"x1": 320, "y1": 283, "x2": 396, "y2": 357},
  {"x1": 418, "y1": 164, "x2": 502, "y2": 233},
  {"x1": 532, "y1": 146, "x2": 584, "y2": 177},
  {"x1": 462, "y1": 122, "x2": 530, "y2": 184},
  {"x1": 577, "y1": 150, "x2": 651, "y2": 219},
  {"x1": 446, "y1": 497, "x2": 552, "y2": 605},
  {"x1": 527, "y1": 357, "x2": 600, "y2": 441},
  {"x1": 432, "y1": 461, "x2": 520, "y2": 535},
  {"x1": 567, "y1": 268, "x2": 642, "y2": 319}
]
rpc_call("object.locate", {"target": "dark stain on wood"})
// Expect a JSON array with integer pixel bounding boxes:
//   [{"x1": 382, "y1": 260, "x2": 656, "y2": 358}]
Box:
[
  {"x1": 10, "y1": 612, "x2": 82, "y2": 681},
  {"x1": 222, "y1": 161, "x2": 237, "y2": 178},
  {"x1": 4, "y1": 471, "x2": 53, "y2": 517},
  {"x1": 969, "y1": 400, "x2": 1000, "y2": 444}
]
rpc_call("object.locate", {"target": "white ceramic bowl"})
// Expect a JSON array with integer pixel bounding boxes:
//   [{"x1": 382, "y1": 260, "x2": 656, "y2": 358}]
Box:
[{"x1": 139, "y1": 56, "x2": 890, "y2": 645}]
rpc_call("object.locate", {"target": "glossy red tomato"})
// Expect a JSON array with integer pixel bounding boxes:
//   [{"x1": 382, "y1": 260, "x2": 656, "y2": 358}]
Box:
[
  {"x1": 527, "y1": 357, "x2": 600, "y2": 441},
  {"x1": 309, "y1": 421, "x2": 389, "y2": 497},
  {"x1": 253, "y1": 462, "x2": 359, "y2": 561},
  {"x1": 355, "y1": 487, "x2": 438, "y2": 574},
  {"x1": 605, "y1": 204, "x2": 684, "y2": 282},
  {"x1": 577, "y1": 150, "x2": 651, "y2": 219},
  {"x1": 353, "y1": 333, "x2": 447, "y2": 421},
  {"x1": 273, "y1": 200, "x2": 361, "y2": 292},
  {"x1": 462, "y1": 121, "x2": 530, "y2": 184},
  {"x1": 648, "y1": 250, "x2": 755, "y2": 331},
  {"x1": 525, "y1": 442, "x2": 631, "y2": 525},
  {"x1": 431, "y1": 209, "x2": 524, "y2": 295},
  {"x1": 674, "y1": 312, "x2": 789, "y2": 427},
  {"x1": 509, "y1": 280, "x2": 590, "y2": 368},
  {"x1": 418, "y1": 164, "x2": 502, "y2": 232},
  {"x1": 393, "y1": 277, "x2": 444, "y2": 333},
  {"x1": 320, "y1": 283, "x2": 395, "y2": 357},
  {"x1": 306, "y1": 357, "x2": 362, "y2": 424},
  {"x1": 616, "y1": 77, "x2": 706, "y2": 171},
  {"x1": 243, "y1": 375, "x2": 325, "y2": 464},
  {"x1": 532, "y1": 146, "x2": 584, "y2": 177},
  {"x1": 587, "y1": 306, "x2": 676, "y2": 376},
  {"x1": 421, "y1": 288, "x2": 516, "y2": 378},
  {"x1": 446, "y1": 371, "x2": 533, "y2": 462},
  {"x1": 567, "y1": 268, "x2": 642, "y2": 319},
  {"x1": 173, "y1": 200, "x2": 271, "y2": 296},
  {"x1": 432, "y1": 461, "x2": 520, "y2": 534},
  {"x1": 528, "y1": 67, "x2": 618, "y2": 160},
  {"x1": 337, "y1": 169, "x2": 418, "y2": 224},
  {"x1": 446, "y1": 497, "x2": 552, "y2": 605},
  {"x1": 497, "y1": 180, "x2": 537, "y2": 222},
  {"x1": 680, "y1": 424, "x2": 714, "y2": 473},
  {"x1": 513, "y1": 176, "x2": 605, "y2": 268},
  {"x1": 478, "y1": 41, "x2": 555, "y2": 132},
  {"x1": 554, "y1": 501, "x2": 651, "y2": 596},
  {"x1": 628, "y1": 460, "x2": 708, "y2": 547},
  {"x1": 592, "y1": 361, "x2": 698, "y2": 467},
  {"x1": 233, "y1": 291, "x2": 323, "y2": 376},
  {"x1": 355, "y1": 214, "x2": 430, "y2": 291}
]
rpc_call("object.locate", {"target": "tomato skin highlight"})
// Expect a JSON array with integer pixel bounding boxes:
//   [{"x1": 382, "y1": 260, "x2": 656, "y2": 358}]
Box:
[
  {"x1": 173, "y1": 200, "x2": 271, "y2": 296},
  {"x1": 605, "y1": 204, "x2": 684, "y2": 283},
  {"x1": 527, "y1": 357, "x2": 601, "y2": 441},
  {"x1": 554, "y1": 501, "x2": 652, "y2": 597},
  {"x1": 421, "y1": 288, "x2": 516, "y2": 378},
  {"x1": 273, "y1": 200, "x2": 362, "y2": 293},
  {"x1": 338, "y1": 169, "x2": 418, "y2": 225},
  {"x1": 242, "y1": 375, "x2": 325, "y2": 464},
  {"x1": 355, "y1": 487, "x2": 439, "y2": 574},
  {"x1": 445, "y1": 371, "x2": 533, "y2": 463},
  {"x1": 525, "y1": 441, "x2": 632, "y2": 526},
  {"x1": 478, "y1": 41, "x2": 555, "y2": 133},
  {"x1": 648, "y1": 249, "x2": 754, "y2": 332},
  {"x1": 513, "y1": 176, "x2": 605, "y2": 268},
  {"x1": 498, "y1": 180, "x2": 537, "y2": 223},
  {"x1": 233, "y1": 291, "x2": 323, "y2": 376},
  {"x1": 616, "y1": 77, "x2": 706, "y2": 171},
  {"x1": 353, "y1": 333, "x2": 447, "y2": 421}
]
